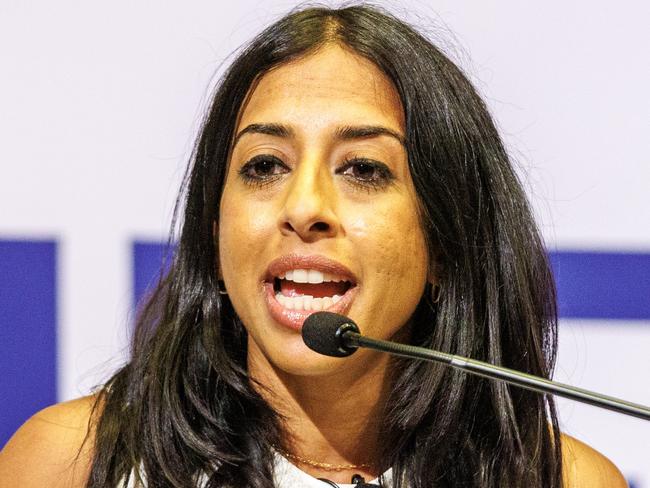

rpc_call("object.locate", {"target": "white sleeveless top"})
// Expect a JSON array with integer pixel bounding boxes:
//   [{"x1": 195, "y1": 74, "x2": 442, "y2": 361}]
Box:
[{"x1": 124, "y1": 453, "x2": 393, "y2": 487}]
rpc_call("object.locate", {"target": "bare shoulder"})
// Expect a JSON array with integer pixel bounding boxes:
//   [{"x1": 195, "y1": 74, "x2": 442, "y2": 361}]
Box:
[
  {"x1": 561, "y1": 433, "x2": 628, "y2": 487},
  {"x1": 0, "y1": 395, "x2": 100, "y2": 488}
]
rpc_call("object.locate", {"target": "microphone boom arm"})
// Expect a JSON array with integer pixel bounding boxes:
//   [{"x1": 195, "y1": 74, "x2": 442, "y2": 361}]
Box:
[{"x1": 343, "y1": 331, "x2": 650, "y2": 421}]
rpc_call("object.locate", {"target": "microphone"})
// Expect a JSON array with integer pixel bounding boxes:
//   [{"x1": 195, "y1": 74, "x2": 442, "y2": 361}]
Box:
[
  {"x1": 302, "y1": 311, "x2": 650, "y2": 421},
  {"x1": 301, "y1": 311, "x2": 360, "y2": 357}
]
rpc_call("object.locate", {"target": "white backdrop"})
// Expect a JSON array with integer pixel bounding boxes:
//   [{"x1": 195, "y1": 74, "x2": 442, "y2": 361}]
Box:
[{"x1": 1, "y1": 0, "x2": 648, "y2": 484}]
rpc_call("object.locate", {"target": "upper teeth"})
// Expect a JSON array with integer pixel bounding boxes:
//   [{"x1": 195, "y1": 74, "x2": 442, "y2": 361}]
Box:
[{"x1": 279, "y1": 269, "x2": 346, "y2": 284}]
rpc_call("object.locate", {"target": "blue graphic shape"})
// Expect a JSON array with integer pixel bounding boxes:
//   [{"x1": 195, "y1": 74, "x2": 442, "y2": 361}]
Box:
[
  {"x1": 132, "y1": 241, "x2": 174, "y2": 309},
  {"x1": 0, "y1": 239, "x2": 57, "y2": 448},
  {"x1": 549, "y1": 251, "x2": 650, "y2": 320}
]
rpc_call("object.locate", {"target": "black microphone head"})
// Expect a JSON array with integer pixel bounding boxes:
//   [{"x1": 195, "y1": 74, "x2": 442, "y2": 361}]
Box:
[{"x1": 302, "y1": 311, "x2": 360, "y2": 357}]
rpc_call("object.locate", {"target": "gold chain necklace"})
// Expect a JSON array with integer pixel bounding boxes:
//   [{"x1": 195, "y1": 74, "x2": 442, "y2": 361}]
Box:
[{"x1": 274, "y1": 446, "x2": 371, "y2": 471}]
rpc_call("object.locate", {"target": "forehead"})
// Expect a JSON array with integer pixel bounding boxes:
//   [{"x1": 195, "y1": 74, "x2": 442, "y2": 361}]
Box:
[{"x1": 236, "y1": 44, "x2": 405, "y2": 132}]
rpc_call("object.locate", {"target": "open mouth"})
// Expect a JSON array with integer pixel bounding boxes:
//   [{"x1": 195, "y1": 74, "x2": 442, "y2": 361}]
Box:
[
  {"x1": 263, "y1": 255, "x2": 359, "y2": 330},
  {"x1": 273, "y1": 269, "x2": 354, "y2": 311}
]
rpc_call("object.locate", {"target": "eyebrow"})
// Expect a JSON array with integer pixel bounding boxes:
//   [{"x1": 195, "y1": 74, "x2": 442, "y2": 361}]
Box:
[
  {"x1": 233, "y1": 123, "x2": 293, "y2": 146},
  {"x1": 335, "y1": 125, "x2": 406, "y2": 146},
  {"x1": 232, "y1": 123, "x2": 406, "y2": 147}
]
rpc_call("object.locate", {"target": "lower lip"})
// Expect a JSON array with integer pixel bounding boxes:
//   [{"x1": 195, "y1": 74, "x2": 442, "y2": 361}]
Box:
[{"x1": 264, "y1": 281, "x2": 358, "y2": 331}]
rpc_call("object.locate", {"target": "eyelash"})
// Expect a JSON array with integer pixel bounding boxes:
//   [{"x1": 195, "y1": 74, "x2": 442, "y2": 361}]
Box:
[
  {"x1": 238, "y1": 155, "x2": 289, "y2": 188},
  {"x1": 336, "y1": 156, "x2": 395, "y2": 190},
  {"x1": 238, "y1": 155, "x2": 395, "y2": 191}
]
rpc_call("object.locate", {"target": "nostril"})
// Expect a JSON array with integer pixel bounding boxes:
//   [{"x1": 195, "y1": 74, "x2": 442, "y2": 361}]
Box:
[
  {"x1": 310, "y1": 221, "x2": 330, "y2": 232},
  {"x1": 279, "y1": 215, "x2": 336, "y2": 238}
]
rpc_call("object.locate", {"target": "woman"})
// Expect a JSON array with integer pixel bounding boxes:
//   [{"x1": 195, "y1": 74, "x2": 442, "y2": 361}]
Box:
[{"x1": 0, "y1": 5, "x2": 626, "y2": 487}]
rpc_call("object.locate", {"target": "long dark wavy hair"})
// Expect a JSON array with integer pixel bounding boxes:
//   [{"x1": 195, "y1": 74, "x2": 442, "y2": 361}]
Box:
[{"x1": 87, "y1": 4, "x2": 562, "y2": 487}]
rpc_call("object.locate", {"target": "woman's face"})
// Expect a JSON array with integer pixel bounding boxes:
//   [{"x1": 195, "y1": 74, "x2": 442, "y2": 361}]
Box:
[{"x1": 219, "y1": 45, "x2": 430, "y2": 376}]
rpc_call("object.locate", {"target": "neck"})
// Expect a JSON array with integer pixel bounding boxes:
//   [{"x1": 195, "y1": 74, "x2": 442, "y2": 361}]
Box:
[{"x1": 248, "y1": 344, "x2": 393, "y2": 483}]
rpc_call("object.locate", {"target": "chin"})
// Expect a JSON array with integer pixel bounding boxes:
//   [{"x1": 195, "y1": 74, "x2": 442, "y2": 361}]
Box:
[
  {"x1": 251, "y1": 332, "x2": 342, "y2": 375},
  {"x1": 258, "y1": 333, "x2": 389, "y2": 383},
  {"x1": 279, "y1": 356, "x2": 352, "y2": 378}
]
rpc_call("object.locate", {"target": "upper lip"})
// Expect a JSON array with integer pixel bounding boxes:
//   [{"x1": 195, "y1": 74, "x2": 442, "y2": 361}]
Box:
[{"x1": 265, "y1": 253, "x2": 358, "y2": 284}]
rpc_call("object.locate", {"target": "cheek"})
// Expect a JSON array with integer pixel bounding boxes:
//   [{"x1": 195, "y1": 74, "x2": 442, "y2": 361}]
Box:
[
  {"x1": 218, "y1": 188, "x2": 274, "y2": 278},
  {"x1": 218, "y1": 192, "x2": 239, "y2": 274},
  {"x1": 346, "y1": 200, "x2": 429, "y2": 284}
]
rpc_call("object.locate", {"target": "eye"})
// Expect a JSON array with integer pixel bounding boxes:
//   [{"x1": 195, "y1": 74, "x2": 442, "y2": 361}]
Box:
[
  {"x1": 238, "y1": 154, "x2": 289, "y2": 185},
  {"x1": 336, "y1": 157, "x2": 395, "y2": 189}
]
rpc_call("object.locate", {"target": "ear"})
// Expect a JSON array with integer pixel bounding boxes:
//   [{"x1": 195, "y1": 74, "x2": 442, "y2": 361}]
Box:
[
  {"x1": 212, "y1": 221, "x2": 223, "y2": 280},
  {"x1": 427, "y1": 257, "x2": 442, "y2": 304},
  {"x1": 427, "y1": 268, "x2": 437, "y2": 286},
  {"x1": 427, "y1": 253, "x2": 441, "y2": 285}
]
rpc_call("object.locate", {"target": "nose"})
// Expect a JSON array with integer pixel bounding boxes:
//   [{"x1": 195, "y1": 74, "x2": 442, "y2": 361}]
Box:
[{"x1": 279, "y1": 159, "x2": 340, "y2": 242}]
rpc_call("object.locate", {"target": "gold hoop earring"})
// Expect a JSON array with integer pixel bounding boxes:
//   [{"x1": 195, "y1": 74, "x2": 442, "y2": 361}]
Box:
[
  {"x1": 217, "y1": 279, "x2": 228, "y2": 296},
  {"x1": 430, "y1": 283, "x2": 441, "y2": 303}
]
